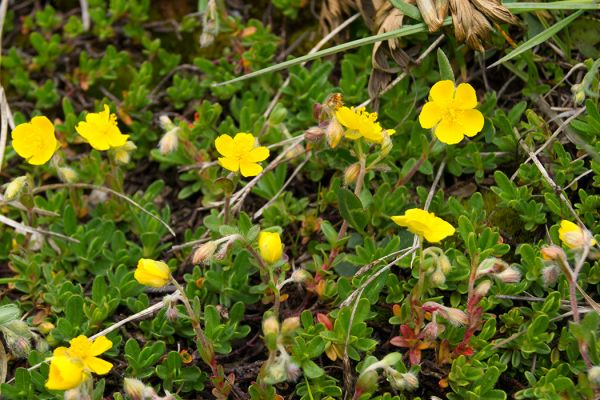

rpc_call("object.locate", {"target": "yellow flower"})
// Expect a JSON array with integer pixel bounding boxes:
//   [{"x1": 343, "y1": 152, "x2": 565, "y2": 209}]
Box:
[
  {"x1": 419, "y1": 80, "x2": 484, "y2": 145},
  {"x1": 46, "y1": 335, "x2": 113, "y2": 391},
  {"x1": 335, "y1": 106, "x2": 395, "y2": 144},
  {"x1": 11, "y1": 116, "x2": 57, "y2": 165},
  {"x1": 258, "y1": 231, "x2": 283, "y2": 264},
  {"x1": 391, "y1": 208, "x2": 455, "y2": 243},
  {"x1": 215, "y1": 133, "x2": 270, "y2": 177},
  {"x1": 558, "y1": 220, "x2": 596, "y2": 249},
  {"x1": 75, "y1": 104, "x2": 129, "y2": 151},
  {"x1": 134, "y1": 258, "x2": 171, "y2": 287},
  {"x1": 46, "y1": 356, "x2": 86, "y2": 391}
]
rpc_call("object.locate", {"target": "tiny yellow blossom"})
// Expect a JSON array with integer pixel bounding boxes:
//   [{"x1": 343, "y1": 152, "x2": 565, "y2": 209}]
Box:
[
  {"x1": 335, "y1": 106, "x2": 395, "y2": 144},
  {"x1": 11, "y1": 116, "x2": 57, "y2": 165},
  {"x1": 391, "y1": 208, "x2": 455, "y2": 243},
  {"x1": 134, "y1": 258, "x2": 171, "y2": 287},
  {"x1": 258, "y1": 231, "x2": 283, "y2": 264},
  {"x1": 76, "y1": 104, "x2": 129, "y2": 151},
  {"x1": 215, "y1": 133, "x2": 269, "y2": 177},
  {"x1": 558, "y1": 220, "x2": 596, "y2": 249},
  {"x1": 419, "y1": 80, "x2": 484, "y2": 145},
  {"x1": 46, "y1": 335, "x2": 112, "y2": 391}
]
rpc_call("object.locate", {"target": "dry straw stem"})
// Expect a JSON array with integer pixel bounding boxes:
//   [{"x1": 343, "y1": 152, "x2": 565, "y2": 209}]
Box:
[
  {"x1": 32, "y1": 183, "x2": 176, "y2": 237},
  {"x1": 0, "y1": 214, "x2": 80, "y2": 243},
  {"x1": 8, "y1": 291, "x2": 180, "y2": 384}
]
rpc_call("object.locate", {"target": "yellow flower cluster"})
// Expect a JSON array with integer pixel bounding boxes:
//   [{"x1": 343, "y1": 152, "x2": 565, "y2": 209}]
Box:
[
  {"x1": 46, "y1": 335, "x2": 112, "y2": 391},
  {"x1": 10, "y1": 104, "x2": 129, "y2": 166},
  {"x1": 334, "y1": 106, "x2": 395, "y2": 145},
  {"x1": 391, "y1": 208, "x2": 455, "y2": 243},
  {"x1": 215, "y1": 133, "x2": 270, "y2": 177},
  {"x1": 419, "y1": 80, "x2": 484, "y2": 145}
]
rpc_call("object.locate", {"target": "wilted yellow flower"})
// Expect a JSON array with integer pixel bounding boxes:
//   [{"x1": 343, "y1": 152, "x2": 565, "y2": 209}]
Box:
[
  {"x1": 11, "y1": 116, "x2": 57, "y2": 165},
  {"x1": 419, "y1": 80, "x2": 484, "y2": 145},
  {"x1": 558, "y1": 220, "x2": 596, "y2": 249},
  {"x1": 215, "y1": 133, "x2": 269, "y2": 177},
  {"x1": 391, "y1": 208, "x2": 455, "y2": 243},
  {"x1": 335, "y1": 106, "x2": 395, "y2": 144},
  {"x1": 134, "y1": 258, "x2": 171, "y2": 287},
  {"x1": 46, "y1": 335, "x2": 113, "y2": 391},
  {"x1": 258, "y1": 231, "x2": 283, "y2": 264},
  {"x1": 76, "y1": 104, "x2": 129, "y2": 151}
]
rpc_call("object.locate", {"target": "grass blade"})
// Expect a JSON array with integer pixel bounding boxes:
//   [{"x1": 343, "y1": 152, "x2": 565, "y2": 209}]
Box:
[
  {"x1": 507, "y1": 1, "x2": 599, "y2": 12},
  {"x1": 488, "y1": 10, "x2": 584, "y2": 69},
  {"x1": 213, "y1": 18, "x2": 452, "y2": 87}
]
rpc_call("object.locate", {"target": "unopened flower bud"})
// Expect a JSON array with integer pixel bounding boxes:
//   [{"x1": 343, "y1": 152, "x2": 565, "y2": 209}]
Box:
[
  {"x1": 541, "y1": 245, "x2": 567, "y2": 261},
  {"x1": 64, "y1": 388, "x2": 83, "y2": 400},
  {"x1": 285, "y1": 144, "x2": 304, "y2": 160},
  {"x1": 158, "y1": 129, "x2": 179, "y2": 155},
  {"x1": 4, "y1": 176, "x2": 27, "y2": 201},
  {"x1": 34, "y1": 336, "x2": 49, "y2": 353},
  {"x1": 38, "y1": 321, "x2": 55, "y2": 334},
  {"x1": 542, "y1": 265, "x2": 560, "y2": 287},
  {"x1": 588, "y1": 366, "x2": 600, "y2": 387},
  {"x1": 326, "y1": 118, "x2": 344, "y2": 149},
  {"x1": 192, "y1": 241, "x2": 218, "y2": 264},
  {"x1": 475, "y1": 280, "x2": 492, "y2": 298},
  {"x1": 159, "y1": 115, "x2": 176, "y2": 131},
  {"x1": 281, "y1": 317, "x2": 300, "y2": 335},
  {"x1": 113, "y1": 141, "x2": 136, "y2": 165},
  {"x1": 166, "y1": 305, "x2": 179, "y2": 322},
  {"x1": 430, "y1": 269, "x2": 446, "y2": 287},
  {"x1": 380, "y1": 131, "x2": 393, "y2": 157},
  {"x1": 476, "y1": 257, "x2": 509, "y2": 277},
  {"x1": 291, "y1": 269, "x2": 312, "y2": 284},
  {"x1": 344, "y1": 163, "x2": 361, "y2": 186},
  {"x1": 438, "y1": 254, "x2": 451, "y2": 275},
  {"x1": 421, "y1": 321, "x2": 440, "y2": 341},
  {"x1": 304, "y1": 126, "x2": 324, "y2": 142},
  {"x1": 263, "y1": 315, "x2": 280, "y2": 351},
  {"x1": 495, "y1": 267, "x2": 521, "y2": 283},
  {"x1": 572, "y1": 84, "x2": 585, "y2": 105},
  {"x1": 58, "y1": 167, "x2": 78, "y2": 183},
  {"x1": 124, "y1": 377, "x2": 157, "y2": 400},
  {"x1": 3, "y1": 329, "x2": 31, "y2": 358},
  {"x1": 444, "y1": 307, "x2": 469, "y2": 326},
  {"x1": 387, "y1": 370, "x2": 419, "y2": 391},
  {"x1": 356, "y1": 369, "x2": 378, "y2": 393}
]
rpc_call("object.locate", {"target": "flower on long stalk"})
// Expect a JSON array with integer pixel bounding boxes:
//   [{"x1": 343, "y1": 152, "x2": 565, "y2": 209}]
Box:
[
  {"x1": 46, "y1": 335, "x2": 112, "y2": 391},
  {"x1": 11, "y1": 116, "x2": 57, "y2": 165},
  {"x1": 419, "y1": 80, "x2": 484, "y2": 145},
  {"x1": 558, "y1": 220, "x2": 596, "y2": 250},
  {"x1": 134, "y1": 258, "x2": 171, "y2": 287},
  {"x1": 215, "y1": 132, "x2": 269, "y2": 177},
  {"x1": 391, "y1": 208, "x2": 455, "y2": 243}
]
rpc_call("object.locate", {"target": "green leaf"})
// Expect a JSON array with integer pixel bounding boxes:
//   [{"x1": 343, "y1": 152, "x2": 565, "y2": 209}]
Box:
[
  {"x1": 489, "y1": 11, "x2": 584, "y2": 68},
  {"x1": 437, "y1": 48, "x2": 454, "y2": 82},
  {"x1": 337, "y1": 188, "x2": 368, "y2": 233},
  {"x1": 389, "y1": 0, "x2": 422, "y2": 20}
]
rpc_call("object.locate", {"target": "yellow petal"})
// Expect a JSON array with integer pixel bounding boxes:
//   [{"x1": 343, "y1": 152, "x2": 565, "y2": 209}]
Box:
[
  {"x1": 246, "y1": 146, "x2": 269, "y2": 162},
  {"x1": 215, "y1": 134, "x2": 235, "y2": 157},
  {"x1": 429, "y1": 80, "x2": 455, "y2": 105},
  {"x1": 344, "y1": 129, "x2": 362, "y2": 140},
  {"x1": 106, "y1": 126, "x2": 128, "y2": 148},
  {"x1": 424, "y1": 219, "x2": 456, "y2": 242},
  {"x1": 419, "y1": 102, "x2": 443, "y2": 129},
  {"x1": 76, "y1": 121, "x2": 110, "y2": 151},
  {"x1": 53, "y1": 347, "x2": 69, "y2": 357},
  {"x1": 335, "y1": 107, "x2": 359, "y2": 130},
  {"x1": 454, "y1": 83, "x2": 478, "y2": 109},
  {"x1": 89, "y1": 336, "x2": 112, "y2": 357},
  {"x1": 218, "y1": 156, "x2": 240, "y2": 173},
  {"x1": 458, "y1": 109, "x2": 484, "y2": 137},
  {"x1": 233, "y1": 133, "x2": 256, "y2": 153},
  {"x1": 45, "y1": 356, "x2": 86, "y2": 391},
  {"x1": 434, "y1": 118, "x2": 464, "y2": 145},
  {"x1": 239, "y1": 161, "x2": 263, "y2": 177},
  {"x1": 84, "y1": 356, "x2": 113, "y2": 375}
]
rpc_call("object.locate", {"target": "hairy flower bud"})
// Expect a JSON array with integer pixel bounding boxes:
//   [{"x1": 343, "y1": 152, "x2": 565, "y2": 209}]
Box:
[
  {"x1": 430, "y1": 269, "x2": 446, "y2": 287},
  {"x1": 158, "y1": 128, "x2": 179, "y2": 155},
  {"x1": 387, "y1": 370, "x2": 419, "y2": 391},
  {"x1": 291, "y1": 269, "x2": 312, "y2": 284},
  {"x1": 542, "y1": 265, "x2": 560, "y2": 287},
  {"x1": 304, "y1": 126, "x2": 324, "y2": 142},
  {"x1": 326, "y1": 118, "x2": 344, "y2": 149},
  {"x1": 344, "y1": 163, "x2": 361, "y2": 186},
  {"x1": 495, "y1": 267, "x2": 521, "y2": 283},
  {"x1": 281, "y1": 317, "x2": 300, "y2": 336},
  {"x1": 58, "y1": 167, "x2": 78, "y2": 183},
  {"x1": 588, "y1": 366, "x2": 600, "y2": 387},
  {"x1": 475, "y1": 280, "x2": 492, "y2": 298},
  {"x1": 192, "y1": 241, "x2": 218, "y2": 264},
  {"x1": 124, "y1": 377, "x2": 157, "y2": 400},
  {"x1": 113, "y1": 141, "x2": 137, "y2": 165},
  {"x1": 540, "y1": 245, "x2": 567, "y2": 262},
  {"x1": 4, "y1": 176, "x2": 27, "y2": 201}
]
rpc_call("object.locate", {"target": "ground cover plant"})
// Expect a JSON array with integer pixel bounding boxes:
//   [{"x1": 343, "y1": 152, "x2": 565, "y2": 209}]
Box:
[{"x1": 0, "y1": 0, "x2": 600, "y2": 399}]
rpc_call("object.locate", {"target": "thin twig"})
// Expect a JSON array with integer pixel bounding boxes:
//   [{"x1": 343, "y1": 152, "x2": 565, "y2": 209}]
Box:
[
  {"x1": 0, "y1": 214, "x2": 79, "y2": 243},
  {"x1": 33, "y1": 183, "x2": 176, "y2": 237},
  {"x1": 79, "y1": 0, "x2": 90, "y2": 31}
]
